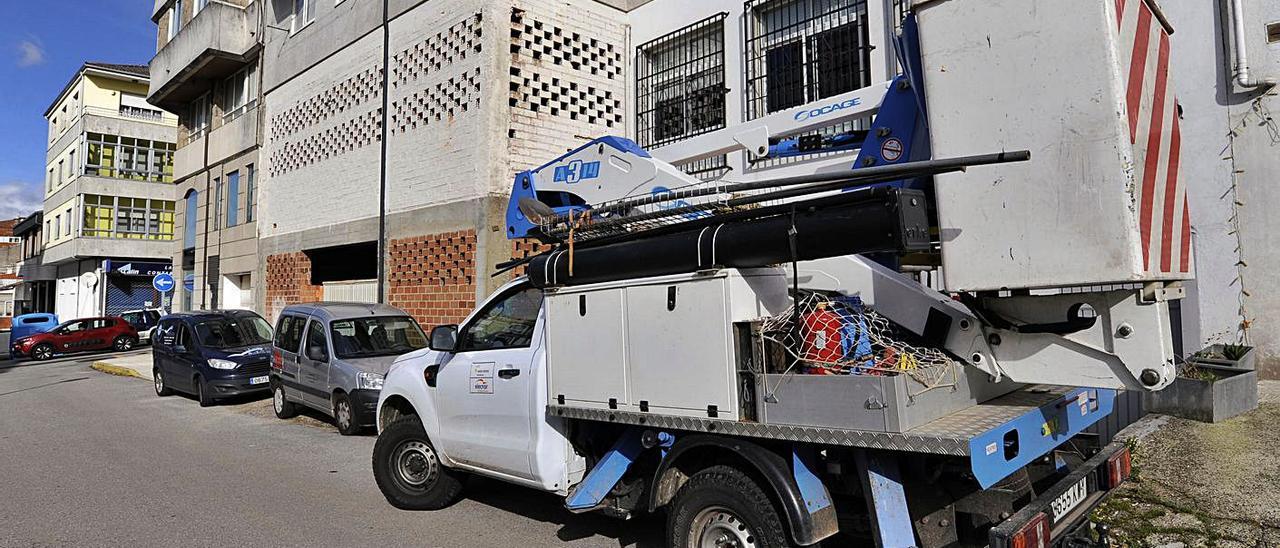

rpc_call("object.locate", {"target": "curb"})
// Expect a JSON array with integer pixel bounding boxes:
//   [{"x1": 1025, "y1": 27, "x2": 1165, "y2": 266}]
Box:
[{"x1": 91, "y1": 362, "x2": 146, "y2": 380}]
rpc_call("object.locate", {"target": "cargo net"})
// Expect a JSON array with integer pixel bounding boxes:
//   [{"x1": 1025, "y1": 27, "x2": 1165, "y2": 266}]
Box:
[{"x1": 761, "y1": 293, "x2": 959, "y2": 396}]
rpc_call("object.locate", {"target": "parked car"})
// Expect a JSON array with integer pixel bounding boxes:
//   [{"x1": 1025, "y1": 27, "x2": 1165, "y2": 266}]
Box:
[
  {"x1": 270, "y1": 303, "x2": 428, "y2": 435},
  {"x1": 8, "y1": 313, "x2": 58, "y2": 359},
  {"x1": 11, "y1": 317, "x2": 139, "y2": 361},
  {"x1": 152, "y1": 310, "x2": 275, "y2": 407},
  {"x1": 120, "y1": 308, "x2": 164, "y2": 344}
]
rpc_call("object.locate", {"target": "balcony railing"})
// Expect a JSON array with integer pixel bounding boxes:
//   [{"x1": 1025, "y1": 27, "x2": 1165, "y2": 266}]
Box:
[{"x1": 83, "y1": 105, "x2": 178, "y2": 124}]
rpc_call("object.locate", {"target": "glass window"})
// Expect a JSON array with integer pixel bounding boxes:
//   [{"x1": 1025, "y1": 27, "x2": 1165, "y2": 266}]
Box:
[
  {"x1": 293, "y1": 0, "x2": 316, "y2": 32},
  {"x1": 226, "y1": 171, "x2": 239, "y2": 227},
  {"x1": 168, "y1": 0, "x2": 184, "y2": 40},
  {"x1": 245, "y1": 165, "x2": 255, "y2": 223},
  {"x1": 460, "y1": 286, "x2": 542, "y2": 351},
  {"x1": 274, "y1": 315, "x2": 306, "y2": 353},
  {"x1": 305, "y1": 320, "x2": 328, "y2": 361},
  {"x1": 636, "y1": 14, "x2": 727, "y2": 148},
  {"x1": 184, "y1": 191, "x2": 198, "y2": 249},
  {"x1": 195, "y1": 316, "x2": 273, "y2": 348},
  {"x1": 330, "y1": 316, "x2": 428, "y2": 359},
  {"x1": 213, "y1": 178, "x2": 221, "y2": 230},
  {"x1": 744, "y1": 0, "x2": 872, "y2": 119},
  {"x1": 85, "y1": 133, "x2": 174, "y2": 182},
  {"x1": 219, "y1": 64, "x2": 257, "y2": 123}
]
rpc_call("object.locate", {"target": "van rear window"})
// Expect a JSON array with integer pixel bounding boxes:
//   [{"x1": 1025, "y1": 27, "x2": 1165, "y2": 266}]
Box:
[{"x1": 274, "y1": 315, "x2": 306, "y2": 353}]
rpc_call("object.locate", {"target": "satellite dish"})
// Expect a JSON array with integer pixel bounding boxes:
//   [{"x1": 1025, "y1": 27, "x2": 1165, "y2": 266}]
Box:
[
  {"x1": 80, "y1": 272, "x2": 99, "y2": 288},
  {"x1": 518, "y1": 197, "x2": 556, "y2": 224}
]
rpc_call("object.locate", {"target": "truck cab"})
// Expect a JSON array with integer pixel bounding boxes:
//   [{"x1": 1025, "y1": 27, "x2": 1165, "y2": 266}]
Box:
[{"x1": 375, "y1": 279, "x2": 583, "y2": 497}]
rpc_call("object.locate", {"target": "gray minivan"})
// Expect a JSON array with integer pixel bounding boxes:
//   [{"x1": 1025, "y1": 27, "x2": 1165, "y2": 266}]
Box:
[{"x1": 269, "y1": 303, "x2": 429, "y2": 434}]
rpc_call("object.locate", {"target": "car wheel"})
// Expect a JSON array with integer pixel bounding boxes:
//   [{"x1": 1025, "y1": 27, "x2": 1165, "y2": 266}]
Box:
[
  {"x1": 372, "y1": 417, "x2": 463, "y2": 510},
  {"x1": 195, "y1": 376, "x2": 214, "y2": 407},
  {"x1": 30, "y1": 344, "x2": 55, "y2": 361},
  {"x1": 112, "y1": 335, "x2": 136, "y2": 352},
  {"x1": 154, "y1": 368, "x2": 173, "y2": 396},
  {"x1": 667, "y1": 465, "x2": 792, "y2": 548},
  {"x1": 334, "y1": 393, "x2": 360, "y2": 436},
  {"x1": 272, "y1": 382, "x2": 297, "y2": 419}
]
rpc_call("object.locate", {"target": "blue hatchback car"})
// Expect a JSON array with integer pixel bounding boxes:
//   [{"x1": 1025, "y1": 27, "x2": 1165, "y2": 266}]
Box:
[{"x1": 151, "y1": 310, "x2": 274, "y2": 407}]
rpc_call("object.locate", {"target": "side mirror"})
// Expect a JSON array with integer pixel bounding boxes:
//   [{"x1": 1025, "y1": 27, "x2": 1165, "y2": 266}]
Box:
[
  {"x1": 307, "y1": 345, "x2": 329, "y2": 362},
  {"x1": 430, "y1": 325, "x2": 458, "y2": 352}
]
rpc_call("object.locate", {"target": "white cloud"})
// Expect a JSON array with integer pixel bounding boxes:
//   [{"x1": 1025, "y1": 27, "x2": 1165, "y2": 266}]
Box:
[
  {"x1": 0, "y1": 181, "x2": 43, "y2": 220},
  {"x1": 16, "y1": 38, "x2": 46, "y2": 68}
]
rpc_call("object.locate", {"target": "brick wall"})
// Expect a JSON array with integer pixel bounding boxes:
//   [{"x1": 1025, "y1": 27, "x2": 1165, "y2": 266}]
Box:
[
  {"x1": 511, "y1": 238, "x2": 553, "y2": 277},
  {"x1": 265, "y1": 252, "x2": 323, "y2": 321},
  {"x1": 388, "y1": 230, "x2": 477, "y2": 329}
]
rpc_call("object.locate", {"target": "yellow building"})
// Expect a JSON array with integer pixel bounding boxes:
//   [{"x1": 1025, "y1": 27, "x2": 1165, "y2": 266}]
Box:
[{"x1": 40, "y1": 62, "x2": 179, "y2": 319}]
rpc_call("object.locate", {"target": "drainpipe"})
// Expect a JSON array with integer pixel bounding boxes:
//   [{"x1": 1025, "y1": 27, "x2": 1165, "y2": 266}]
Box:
[{"x1": 1229, "y1": 0, "x2": 1277, "y2": 89}]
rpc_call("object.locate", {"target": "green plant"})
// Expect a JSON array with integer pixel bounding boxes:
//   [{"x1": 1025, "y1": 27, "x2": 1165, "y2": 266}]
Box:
[{"x1": 1221, "y1": 343, "x2": 1251, "y2": 361}]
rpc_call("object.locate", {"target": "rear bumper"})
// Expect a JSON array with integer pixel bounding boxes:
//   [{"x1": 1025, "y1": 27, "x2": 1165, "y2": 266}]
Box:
[
  {"x1": 989, "y1": 439, "x2": 1128, "y2": 548},
  {"x1": 349, "y1": 389, "x2": 380, "y2": 426}
]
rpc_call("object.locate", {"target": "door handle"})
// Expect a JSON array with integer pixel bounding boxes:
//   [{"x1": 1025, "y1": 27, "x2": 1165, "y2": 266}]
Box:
[{"x1": 498, "y1": 368, "x2": 520, "y2": 379}]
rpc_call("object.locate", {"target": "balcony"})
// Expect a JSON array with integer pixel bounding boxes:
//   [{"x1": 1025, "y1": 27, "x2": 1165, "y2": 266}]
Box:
[{"x1": 148, "y1": 1, "x2": 259, "y2": 112}]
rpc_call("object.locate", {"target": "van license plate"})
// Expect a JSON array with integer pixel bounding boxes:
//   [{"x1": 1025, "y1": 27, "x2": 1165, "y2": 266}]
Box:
[
  {"x1": 249, "y1": 376, "x2": 269, "y2": 385},
  {"x1": 1051, "y1": 477, "x2": 1089, "y2": 522}
]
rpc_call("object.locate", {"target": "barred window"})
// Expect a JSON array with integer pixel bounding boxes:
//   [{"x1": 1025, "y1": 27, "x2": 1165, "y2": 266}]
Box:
[
  {"x1": 636, "y1": 13, "x2": 729, "y2": 148},
  {"x1": 744, "y1": 0, "x2": 873, "y2": 120}
]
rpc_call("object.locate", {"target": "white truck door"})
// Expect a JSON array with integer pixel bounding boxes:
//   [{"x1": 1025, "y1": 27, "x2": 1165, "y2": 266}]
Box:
[{"x1": 434, "y1": 285, "x2": 543, "y2": 480}]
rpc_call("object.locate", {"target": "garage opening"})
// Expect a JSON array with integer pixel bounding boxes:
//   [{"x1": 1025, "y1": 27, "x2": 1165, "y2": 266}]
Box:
[{"x1": 305, "y1": 241, "x2": 379, "y2": 304}]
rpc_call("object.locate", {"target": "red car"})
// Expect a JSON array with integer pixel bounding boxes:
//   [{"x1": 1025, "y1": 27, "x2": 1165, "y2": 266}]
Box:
[{"x1": 10, "y1": 317, "x2": 139, "y2": 361}]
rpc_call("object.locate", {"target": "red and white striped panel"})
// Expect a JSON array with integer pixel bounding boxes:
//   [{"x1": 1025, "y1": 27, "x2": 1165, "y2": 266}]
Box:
[{"x1": 1116, "y1": 0, "x2": 1192, "y2": 276}]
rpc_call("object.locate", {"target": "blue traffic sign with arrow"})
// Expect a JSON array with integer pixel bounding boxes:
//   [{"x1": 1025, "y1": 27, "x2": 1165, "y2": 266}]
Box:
[{"x1": 153, "y1": 273, "x2": 176, "y2": 293}]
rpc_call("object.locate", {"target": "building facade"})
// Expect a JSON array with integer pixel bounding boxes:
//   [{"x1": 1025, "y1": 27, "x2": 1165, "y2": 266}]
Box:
[
  {"x1": 256, "y1": 0, "x2": 630, "y2": 326},
  {"x1": 0, "y1": 218, "x2": 20, "y2": 329},
  {"x1": 148, "y1": 0, "x2": 264, "y2": 313},
  {"x1": 11, "y1": 212, "x2": 55, "y2": 316},
  {"x1": 41, "y1": 63, "x2": 179, "y2": 320}
]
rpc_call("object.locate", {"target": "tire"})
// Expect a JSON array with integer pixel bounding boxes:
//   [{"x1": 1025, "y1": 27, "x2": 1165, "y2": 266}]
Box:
[
  {"x1": 372, "y1": 417, "x2": 463, "y2": 510},
  {"x1": 154, "y1": 368, "x2": 173, "y2": 396},
  {"x1": 195, "y1": 376, "x2": 215, "y2": 407},
  {"x1": 30, "y1": 344, "x2": 55, "y2": 361},
  {"x1": 112, "y1": 336, "x2": 136, "y2": 352},
  {"x1": 272, "y1": 382, "x2": 297, "y2": 419},
  {"x1": 334, "y1": 393, "x2": 360, "y2": 436},
  {"x1": 667, "y1": 465, "x2": 792, "y2": 548}
]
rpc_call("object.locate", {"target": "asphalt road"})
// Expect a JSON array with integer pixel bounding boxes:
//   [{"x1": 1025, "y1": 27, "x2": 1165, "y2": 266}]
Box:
[{"x1": 0, "y1": 354, "x2": 661, "y2": 547}]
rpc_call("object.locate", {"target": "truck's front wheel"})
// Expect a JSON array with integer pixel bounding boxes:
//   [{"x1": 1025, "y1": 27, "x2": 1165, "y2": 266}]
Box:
[
  {"x1": 668, "y1": 465, "x2": 792, "y2": 548},
  {"x1": 372, "y1": 417, "x2": 463, "y2": 510}
]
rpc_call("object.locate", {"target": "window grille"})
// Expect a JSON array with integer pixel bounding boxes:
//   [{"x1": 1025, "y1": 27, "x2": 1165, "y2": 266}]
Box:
[
  {"x1": 743, "y1": 0, "x2": 873, "y2": 120},
  {"x1": 636, "y1": 13, "x2": 729, "y2": 149}
]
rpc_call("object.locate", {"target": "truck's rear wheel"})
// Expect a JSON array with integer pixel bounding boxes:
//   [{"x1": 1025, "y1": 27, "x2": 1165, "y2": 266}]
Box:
[
  {"x1": 668, "y1": 465, "x2": 792, "y2": 548},
  {"x1": 372, "y1": 417, "x2": 463, "y2": 510}
]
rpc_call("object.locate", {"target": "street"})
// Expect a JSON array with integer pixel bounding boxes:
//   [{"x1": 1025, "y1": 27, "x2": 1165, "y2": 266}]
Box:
[{"x1": 0, "y1": 353, "x2": 660, "y2": 547}]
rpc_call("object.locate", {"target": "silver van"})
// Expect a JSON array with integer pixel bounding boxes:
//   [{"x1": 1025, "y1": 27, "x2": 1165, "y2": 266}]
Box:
[{"x1": 269, "y1": 303, "x2": 429, "y2": 435}]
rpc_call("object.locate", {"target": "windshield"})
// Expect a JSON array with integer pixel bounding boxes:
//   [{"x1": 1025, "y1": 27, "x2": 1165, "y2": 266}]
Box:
[
  {"x1": 194, "y1": 316, "x2": 274, "y2": 349},
  {"x1": 330, "y1": 316, "x2": 428, "y2": 359}
]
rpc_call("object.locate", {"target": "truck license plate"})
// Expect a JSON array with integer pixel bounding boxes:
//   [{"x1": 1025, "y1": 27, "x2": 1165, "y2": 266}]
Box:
[
  {"x1": 249, "y1": 376, "x2": 269, "y2": 385},
  {"x1": 1050, "y1": 477, "x2": 1089, "y2": 522}
]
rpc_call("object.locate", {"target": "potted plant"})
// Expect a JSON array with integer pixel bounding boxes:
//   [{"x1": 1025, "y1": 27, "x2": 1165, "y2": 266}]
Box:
[
  {"x1": 1144, "y1": 348, "x2": 1258, "y2": 423},
  {"x1": 1186, "y1": 343, "x2": 1256, "y2": 371}
]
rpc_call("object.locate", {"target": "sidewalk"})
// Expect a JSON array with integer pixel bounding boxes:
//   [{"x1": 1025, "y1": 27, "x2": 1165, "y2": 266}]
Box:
[
  {"x1": 90, "y1": 351, "x2": 154, "y2": 381},
  {"x1": 1094, "y1": 380, "x2": 1280, "y2": 547}
]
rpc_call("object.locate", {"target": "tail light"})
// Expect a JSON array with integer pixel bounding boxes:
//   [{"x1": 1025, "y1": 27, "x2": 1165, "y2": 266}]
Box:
[
  {"x1": 271, "y1": 350, "x2": 282, "y2": 369},
  {"x1": 1106, "y1": 446, "x2": 1132, "y2": 488},
  {"x1": 1010, "y1": 512, "x2": 1051, "y2": 548}
]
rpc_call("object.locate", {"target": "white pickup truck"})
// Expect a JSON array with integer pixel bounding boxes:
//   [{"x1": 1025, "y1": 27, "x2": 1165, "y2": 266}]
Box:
[{"x1": 372, "y1": 274, "x2": 1134, "y2": 547}]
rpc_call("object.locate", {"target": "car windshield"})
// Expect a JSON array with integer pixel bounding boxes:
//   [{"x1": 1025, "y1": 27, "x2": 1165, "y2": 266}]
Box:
[
  {"x1": 120, "y1": 312, "x2": 144, "y2": 326},
  {"x1": 194, "y1": 316, "x2": 274, "y2": 349},
  {"x1": 330, "y1": 316, "x2": 428, "y2": 359}
]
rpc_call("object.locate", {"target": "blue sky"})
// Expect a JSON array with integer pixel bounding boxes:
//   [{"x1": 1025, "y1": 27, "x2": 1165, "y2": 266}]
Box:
[{"x1": 0, "y1": 0, "x2": 157, "y2": 219}]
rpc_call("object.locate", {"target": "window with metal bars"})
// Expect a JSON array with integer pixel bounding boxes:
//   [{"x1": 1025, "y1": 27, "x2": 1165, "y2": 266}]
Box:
[
  {"x1": 636, "y1": 13, "x2": 729, "y2": 149},
  {"x1": 744, "y1": 0, "x2": 873, "y2": 120}
]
